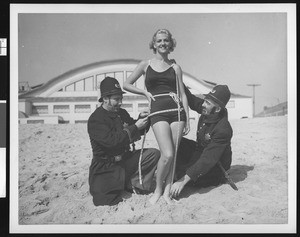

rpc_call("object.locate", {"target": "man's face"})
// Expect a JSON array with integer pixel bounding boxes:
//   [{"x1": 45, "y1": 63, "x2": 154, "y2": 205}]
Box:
[
  {"x1": 104, "y1": 93, "x2": 123, "y2": 112},
  {"x1": 202, "y1": 98, "x2": 219, "y2": 115}
]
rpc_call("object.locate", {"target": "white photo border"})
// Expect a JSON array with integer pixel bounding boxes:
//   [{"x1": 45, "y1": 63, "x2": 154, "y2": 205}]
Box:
[{"x1": 10, "y1": 3, "x2": 297, "y2": 234}]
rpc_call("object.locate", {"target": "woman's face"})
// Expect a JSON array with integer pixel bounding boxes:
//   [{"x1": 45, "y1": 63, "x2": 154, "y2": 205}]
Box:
[{"x1": 154, "y1": 33, "x2": 171, "y2": 54}]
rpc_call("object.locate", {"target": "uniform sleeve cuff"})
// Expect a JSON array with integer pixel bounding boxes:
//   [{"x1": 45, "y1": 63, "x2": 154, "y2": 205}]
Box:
[
  {"x1": 123, "y1": 125, "x2": 141, "y2": 143},
  {"x1": 186, "y1": 168, "x2": 204, "y2": 182}
]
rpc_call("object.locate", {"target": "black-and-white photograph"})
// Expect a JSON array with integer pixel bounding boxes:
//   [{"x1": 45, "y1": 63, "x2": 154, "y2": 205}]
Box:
[{"x1": 10, "y1": 3, "x2": 296, "y2": 234}]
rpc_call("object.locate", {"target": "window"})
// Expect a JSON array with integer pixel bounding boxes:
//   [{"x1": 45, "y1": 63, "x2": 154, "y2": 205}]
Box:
[
  {"x1": 27, "y1": 120, "x2": 44, "y2": 124},
  {"x1": 75, "y1": 120, "x2": 87, "y2": 124},
  {"x1": 75, "y1": 105, "x2": 91, "y2": 113},
  {"x1": 126, "y1": 71, "x2": 144, "y2": 89},
  {"x1": 135, "y1": 74, "x2": 145, "y2": 89},
  {"x1": 59, "y1": 120, "x2": 69, "y2": 124},
  {"x1": 54, "y1": 105, "x2": 70, "y2": 114},
  {"x1": 114, "y1": 72, "x2": 124, "y2": 82},
  {"x1": 65, "y1": 83, "x2": 75, "y2": 91},
  {"x1": 138, "y1": 103, "x2": 149, "y2": 112},
  {"x1": 96, "y1": 74, "x2": 105, "y2": 89},
  {"x1": 32, "y1": 105, "x2": 48, "y2": 115},
  {"x1": 126, "y1": 71, "x2": 132, "y2": 79},
  {"x1": 105, "y1": 72, "x2": 114, "y2": 78},
  {"x1": 75, "y1": 80, "x2": 84, "y2": 91},
  {"x1": 84, "y1": 76, "x2": 94, "y2": 91},
  {"x1": 122, "y1": 104, "x2": 133, "y2": 112}
]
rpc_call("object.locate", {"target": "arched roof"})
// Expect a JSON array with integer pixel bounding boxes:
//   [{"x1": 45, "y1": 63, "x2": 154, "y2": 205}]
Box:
[
  {"x1": 20, "y1": 59, "x2": 142, "y2": 98},
  {"x1": 19, "y1": 59, "x2": 250, "y2": 99}
]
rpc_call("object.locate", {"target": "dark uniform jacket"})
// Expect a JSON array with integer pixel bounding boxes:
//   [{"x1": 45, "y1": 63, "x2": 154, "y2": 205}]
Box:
[
  {"x1": 87, "y1": 106, "x2": 146, "y2": 206},
  {"x1": 179, "y1": 87, "x2": 233, "y2": 185}
]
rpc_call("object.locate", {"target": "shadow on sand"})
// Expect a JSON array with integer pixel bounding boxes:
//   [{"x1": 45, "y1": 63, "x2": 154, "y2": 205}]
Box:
[
  {"x1": 177, "y1": 164, "x2": 254, "y2": 199},
  {"x1": 121, "y1": 165, "x2": 254, "y2": 202}
]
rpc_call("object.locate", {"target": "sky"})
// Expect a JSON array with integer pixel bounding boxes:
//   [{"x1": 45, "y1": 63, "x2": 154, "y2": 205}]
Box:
[{"x1": 15, "y1": 4, "x2": 294, "y2": 115}]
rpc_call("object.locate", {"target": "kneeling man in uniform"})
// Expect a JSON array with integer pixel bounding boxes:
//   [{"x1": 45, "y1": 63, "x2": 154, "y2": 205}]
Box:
[
  {"x1": 171, "y1": 84, "x2": 234, "y2": 198},
  {"x1": 88, "y1": 77, "x2": 160, "y2": 206}
]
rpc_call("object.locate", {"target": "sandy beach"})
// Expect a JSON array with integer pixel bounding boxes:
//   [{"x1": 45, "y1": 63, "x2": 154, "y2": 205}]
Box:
[{"x1": 18, "y1": 115, "x2": 288, "y2": 226}]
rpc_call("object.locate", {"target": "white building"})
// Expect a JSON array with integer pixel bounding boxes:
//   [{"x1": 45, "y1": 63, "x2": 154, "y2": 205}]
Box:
[{"x1": 18, "y1": 59, "x2": 252, "y2": 124}]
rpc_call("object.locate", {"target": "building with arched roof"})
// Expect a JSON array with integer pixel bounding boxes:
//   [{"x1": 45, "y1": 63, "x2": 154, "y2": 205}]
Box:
[{"x1": 19, "y1": 59, "x2": 252, "y2": 124}]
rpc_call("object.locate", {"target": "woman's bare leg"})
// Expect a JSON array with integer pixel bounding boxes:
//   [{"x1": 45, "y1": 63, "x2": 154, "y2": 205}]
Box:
[
  {"x1": 149, "y1": 121, "x2": 174, "y2": 205},
  {"x1": 162, "y1": 121, "x2": 185, "y2": 204}
]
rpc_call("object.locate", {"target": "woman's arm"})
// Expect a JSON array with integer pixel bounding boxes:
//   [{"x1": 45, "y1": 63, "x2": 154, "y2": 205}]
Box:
[
  {"x1": 184, "y1": 85, "x2": 204, "y2": 113},
  {"x1": 174, "y1": 64, "x2": 190, "y2": 135},
  {"x1": 123, "y1": 60, "x2": 154, "y2": 102}
]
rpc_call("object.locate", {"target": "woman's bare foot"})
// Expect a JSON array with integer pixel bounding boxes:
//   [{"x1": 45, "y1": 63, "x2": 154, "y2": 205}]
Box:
[{"x1": 149, "y1": 192, "x2": 161, "y2": 205}]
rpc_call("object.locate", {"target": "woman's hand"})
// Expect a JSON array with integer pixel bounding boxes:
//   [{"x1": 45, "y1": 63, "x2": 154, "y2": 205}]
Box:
[
  {"x1": 144, "y1": 91, "x2": 155, "y2": 103},
  {"x1": 183, "y1": 121, "x2": 190, "y2": 136}
]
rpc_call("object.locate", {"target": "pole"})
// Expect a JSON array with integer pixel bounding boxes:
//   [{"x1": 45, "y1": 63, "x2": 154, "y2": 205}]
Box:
[{"x1": 247, "y1": 84, "x2": 261, "y2": 117}]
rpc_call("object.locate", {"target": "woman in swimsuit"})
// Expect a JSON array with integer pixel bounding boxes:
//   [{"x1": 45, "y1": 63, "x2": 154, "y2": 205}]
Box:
[{"x1": 123, "y1": 29, "x2": 190, "y2": 204}]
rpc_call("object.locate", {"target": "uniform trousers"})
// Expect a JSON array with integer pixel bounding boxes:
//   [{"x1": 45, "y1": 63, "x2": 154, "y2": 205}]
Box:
[
  {"x1": 175, "y1": 138, "x2": 225, "y2": 188},
  {"x1": 89, "y1": 148, "x2": 159, "y2": 206}
]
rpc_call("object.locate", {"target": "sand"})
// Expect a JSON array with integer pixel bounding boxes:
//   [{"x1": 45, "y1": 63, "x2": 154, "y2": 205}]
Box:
[{"x1": 17, "y1": 116, "x2": 289, "y2": 226}]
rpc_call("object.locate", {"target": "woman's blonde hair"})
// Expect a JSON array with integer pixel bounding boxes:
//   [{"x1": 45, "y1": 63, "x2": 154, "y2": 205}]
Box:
[{"x1": 149, "y1": 29, "x2": 177, "y2": 53}]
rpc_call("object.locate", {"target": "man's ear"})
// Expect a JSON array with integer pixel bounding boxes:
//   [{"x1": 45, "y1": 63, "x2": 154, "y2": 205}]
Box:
[
  {"x1": 215, "y1": 106, "x2": 221, "y2": 113},
  {"x1": 102, "y1": 96, "x2": 109, "y2": 103}
]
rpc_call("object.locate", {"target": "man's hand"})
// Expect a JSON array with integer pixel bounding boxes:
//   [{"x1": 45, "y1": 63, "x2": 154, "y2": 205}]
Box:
[
  {"x1": 170, "y1": 181, "x2": 185, "y2": 198},
  {"x1": 139, "y1": 109, "x2": 150, "y2": 118},
  {"x1": 170, "y1": 174, "x2": 191, "y2": 198},
  {"x1": 135, "y1": 117, "x2": 149, "y2": 130}
]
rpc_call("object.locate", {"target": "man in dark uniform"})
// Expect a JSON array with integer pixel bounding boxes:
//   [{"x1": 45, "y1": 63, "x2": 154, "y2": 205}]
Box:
[
  {"x1": 88, "y1": 77, "x2": 160, "y2": 206},
  {"x1": 171, "y1": 84, "x2": 233, "y2": 198}
]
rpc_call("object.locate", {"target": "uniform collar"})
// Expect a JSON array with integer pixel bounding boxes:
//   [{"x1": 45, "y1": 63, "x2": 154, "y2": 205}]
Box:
[{"x1": 202, "y1": 109, "x2": 227, "y2": 124}]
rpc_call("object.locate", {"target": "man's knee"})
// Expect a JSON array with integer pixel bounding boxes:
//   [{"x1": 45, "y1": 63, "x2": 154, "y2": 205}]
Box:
[
  {"x1": 179, "y1": 137, "x2": 197, "y2": 150},
  {"x1": 152, "y1": 148, "x2": 160, "y2": 160},
  {"x1": 148, "y1": 148, "x2": 160, "y2": 160},
  {"x1": 143, "y1": 148, "x2": 160, "y2": 163}
]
